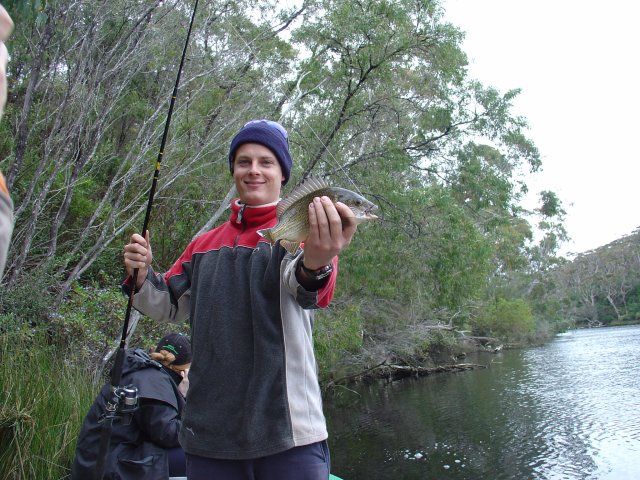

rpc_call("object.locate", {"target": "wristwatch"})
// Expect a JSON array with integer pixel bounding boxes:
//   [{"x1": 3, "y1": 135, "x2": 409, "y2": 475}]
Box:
[{"x1": 300, "y1": 261, "x2": 334, "y2": 280}]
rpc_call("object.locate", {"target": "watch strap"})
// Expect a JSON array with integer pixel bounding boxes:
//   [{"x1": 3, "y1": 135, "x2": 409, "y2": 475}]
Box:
[{"x1": 300, "y1": 262, "x2": 333, "y2": 280}]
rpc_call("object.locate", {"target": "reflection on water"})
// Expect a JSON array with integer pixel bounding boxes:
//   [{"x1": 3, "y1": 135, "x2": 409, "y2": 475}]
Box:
[{"x1": 325, "y1": 325, "x2": 640, "y2": 479}]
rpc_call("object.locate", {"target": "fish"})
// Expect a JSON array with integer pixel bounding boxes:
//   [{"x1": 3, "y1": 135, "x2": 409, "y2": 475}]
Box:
[{"x1": 257, "y1": 177, "x2": 378, "y2": 254}]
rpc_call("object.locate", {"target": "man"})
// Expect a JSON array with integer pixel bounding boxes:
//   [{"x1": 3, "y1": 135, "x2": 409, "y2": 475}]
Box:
[
  {"x1": 0, "y1": 3, "x2": 13, "y2": 276},
  {"x1": 123, "y1": 119, "x2": 357, "y2": 479}
]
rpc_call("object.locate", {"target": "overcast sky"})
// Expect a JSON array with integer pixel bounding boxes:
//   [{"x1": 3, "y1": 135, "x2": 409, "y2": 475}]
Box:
[{"x1": 443, "y1": 0, "x2": 640, "y2": 256}]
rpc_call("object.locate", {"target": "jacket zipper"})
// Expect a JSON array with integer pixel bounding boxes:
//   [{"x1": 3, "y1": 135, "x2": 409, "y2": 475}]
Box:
[{"x1": 234, "y1": 204, "x2": 246, "y2": 247}]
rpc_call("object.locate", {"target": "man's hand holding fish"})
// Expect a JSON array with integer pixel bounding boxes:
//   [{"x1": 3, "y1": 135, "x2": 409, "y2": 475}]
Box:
[{"x1": 302, "y1": 195, "x2": 357, "y2": 271}]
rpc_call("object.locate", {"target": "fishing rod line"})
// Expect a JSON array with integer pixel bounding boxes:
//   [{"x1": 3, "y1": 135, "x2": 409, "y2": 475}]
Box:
[
  {"x1": 112, "y1": 0, "x2": 200, "y2": 393},
  {"x1": 94, "y1": 3, "x2": 200, "y2": 476}
]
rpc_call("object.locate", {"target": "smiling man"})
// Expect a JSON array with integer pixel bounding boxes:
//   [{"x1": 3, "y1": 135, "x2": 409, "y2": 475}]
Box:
[
  {"x1": 229, "y1": 119, "x2": 291, "y2": 206},
  {"x1": 123, "y1": 119, "x2": 358, "y2": 480}
]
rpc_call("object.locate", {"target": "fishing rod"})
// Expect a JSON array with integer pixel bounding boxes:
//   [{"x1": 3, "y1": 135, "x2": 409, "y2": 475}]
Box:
[{"x1": 94, "y1": 1, "x2": 199, "y2": 478}]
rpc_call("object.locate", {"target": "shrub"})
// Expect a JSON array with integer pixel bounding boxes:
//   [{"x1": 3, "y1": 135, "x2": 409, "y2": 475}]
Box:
[{"x1": 473, "y1": 298, "x2": 535, "y2": 342}]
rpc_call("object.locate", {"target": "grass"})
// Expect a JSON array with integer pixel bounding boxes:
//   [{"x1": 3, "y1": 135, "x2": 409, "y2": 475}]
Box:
[{"x1": 0, "y1": 330, "x2": 96, "y2": 480}]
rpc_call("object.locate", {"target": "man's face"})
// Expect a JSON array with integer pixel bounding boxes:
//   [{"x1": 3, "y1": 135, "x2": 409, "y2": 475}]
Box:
[{"x1": 232, "y1": 143, "x2": 283, "y2": 206}]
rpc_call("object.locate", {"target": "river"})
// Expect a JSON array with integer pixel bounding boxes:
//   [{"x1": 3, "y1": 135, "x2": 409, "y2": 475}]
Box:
[{"x1": 324, "y1": 325, "x2": 640, "y2": 479}]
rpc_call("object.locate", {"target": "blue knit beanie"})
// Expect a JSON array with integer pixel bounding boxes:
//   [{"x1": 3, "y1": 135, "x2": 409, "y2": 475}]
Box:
[{"x1": 228, "y1": 120, "x2": 292, "y2": 185}]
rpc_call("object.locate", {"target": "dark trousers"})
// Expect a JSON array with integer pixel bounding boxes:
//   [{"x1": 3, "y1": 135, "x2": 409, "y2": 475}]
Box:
[
  {"x1": 168, "y1": 447, "x2": 187, "y2": 476},
  {"x1": 186, "y1": 441, "x2": 331, "y2": 480}
]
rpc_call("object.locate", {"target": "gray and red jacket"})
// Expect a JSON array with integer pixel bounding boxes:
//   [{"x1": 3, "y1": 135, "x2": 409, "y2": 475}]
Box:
[{"x1": 125, "y1": 199, "x2": 337, "y2": 460}]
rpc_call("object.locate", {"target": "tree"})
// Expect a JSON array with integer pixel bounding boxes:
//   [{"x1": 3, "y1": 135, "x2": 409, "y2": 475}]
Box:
[{"x1": 548, "y1": 230, "x2": 640, "y2": 326}]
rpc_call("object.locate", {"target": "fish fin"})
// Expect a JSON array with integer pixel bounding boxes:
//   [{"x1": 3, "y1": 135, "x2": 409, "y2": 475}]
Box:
[
  {"x1": 277, "y1": 176, "x2": 331, "y2": 218},
  {"x1": 280, "y1": 240, "x2": 301, "y2": 254},
  {"x1": 257, "y1": 228, "x2": 273, "y2": 243}
]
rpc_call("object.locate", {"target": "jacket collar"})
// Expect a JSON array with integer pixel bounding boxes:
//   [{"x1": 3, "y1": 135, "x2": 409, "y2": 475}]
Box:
[{"x1": 230, "y1": 199, "x2": 277, "y2": 227}]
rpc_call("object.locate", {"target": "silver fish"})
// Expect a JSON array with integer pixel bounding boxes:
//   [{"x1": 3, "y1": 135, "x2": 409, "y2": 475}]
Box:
[{"x1": 257, "y1": 177, "x2": 378, "y2": 254}]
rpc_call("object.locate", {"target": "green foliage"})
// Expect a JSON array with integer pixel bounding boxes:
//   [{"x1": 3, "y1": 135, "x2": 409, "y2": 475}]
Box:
[
  {"x1": 54, "y1": 283, "x2": 127, "y2": 355},
  {"x1": 452, "y1": 143, "x2": 514, "y2": 213},
  {"x1": 0, "y1": 266, "x2": 58, "y2": 322},
  {"x1": 53, "y1": 282, "x2": 190, "y2": 366},
  {"x1": 80, "y1": 247, "x2": 126, "y2": 288},
  {"x1": 3, "y1": 1, "x2": 47, "y2": 26},
  {"x1": 473, "y1": 298, "x2": 536, "y2": 342},
  {"x1": 314, "y1": 304, "x2": 364, "y2": 382},
  {"x1": 537, "y1": 190, "x2": 565, "y2": 218},
  {"x1": 414, "y1": 327, "x2": 458, "y2": 359},
  {"x1": 625, "y1": 285, "x2": 640, "y2": 321},
  {"x1": 423, "y1": 186, "x2": 494, "y2": 309},
  {"x1": 3, "y1": 0, "x2": 562, "y2": 316}
]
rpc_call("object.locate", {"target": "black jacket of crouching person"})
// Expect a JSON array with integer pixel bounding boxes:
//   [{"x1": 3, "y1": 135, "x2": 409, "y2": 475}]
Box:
[{"x1": 71, "y1": 348, "x2": 185, "y2": 480}]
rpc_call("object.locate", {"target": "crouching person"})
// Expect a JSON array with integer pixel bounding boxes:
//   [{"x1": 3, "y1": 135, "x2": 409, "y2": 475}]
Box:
[{"x1": 71, "y1": 333, "x2": 191, "y2": 479}]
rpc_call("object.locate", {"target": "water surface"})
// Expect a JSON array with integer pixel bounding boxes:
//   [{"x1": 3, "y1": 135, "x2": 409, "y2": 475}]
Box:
[{"x1": 325, "y1": 325, "x2": 640, "y2": 479}]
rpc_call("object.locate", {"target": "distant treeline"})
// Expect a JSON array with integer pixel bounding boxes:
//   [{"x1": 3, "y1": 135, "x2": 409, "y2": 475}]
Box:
[{"x1": 545, "y1": 230, "x2": 640, "y2": 328}]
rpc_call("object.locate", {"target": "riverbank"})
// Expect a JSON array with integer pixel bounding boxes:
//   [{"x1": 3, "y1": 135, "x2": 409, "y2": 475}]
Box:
[
  {"x1": 320, "y1": 322, "x2": 545, "y2": 390},
  {"x1": 323, "y1": 320, "x2": 640, "y2": 390}
]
